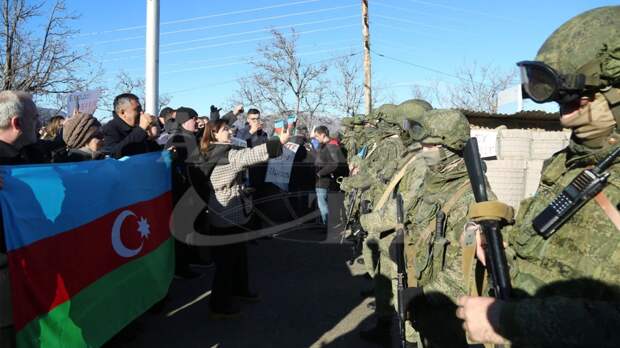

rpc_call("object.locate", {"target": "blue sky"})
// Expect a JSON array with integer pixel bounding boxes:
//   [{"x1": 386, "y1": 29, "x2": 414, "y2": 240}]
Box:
[{"x1": 56, "y1": 0, "x2": 618, "y2": 117}]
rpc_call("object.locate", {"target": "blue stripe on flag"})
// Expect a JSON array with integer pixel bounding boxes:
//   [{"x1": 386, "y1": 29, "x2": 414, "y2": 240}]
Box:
[{"x1": 0, "y1": 151, "x2": 172, "y2": 251}]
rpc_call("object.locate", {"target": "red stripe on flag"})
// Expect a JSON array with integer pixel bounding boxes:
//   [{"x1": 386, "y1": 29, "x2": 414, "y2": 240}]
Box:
[{"x1": 8, "y1": 192, "x2": 172, "y2": 331}]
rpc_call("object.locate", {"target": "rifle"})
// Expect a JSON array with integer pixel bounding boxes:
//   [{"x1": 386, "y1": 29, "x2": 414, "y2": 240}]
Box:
[
  {"x1": 391, "y1": 192, "x2": 422, "y2": 348},
  {"x1": 533, "y1": 145, "x2": 620, "y2": 238},
  {"x1": 341, "y1": 188, "x2": 368, "y2": 264},
  {"x1": 343, "y1": 189, "x2": 359, "y2": 232},
  {"x1": 463, "y1": 137, "x2": 511, "y2": 300}
]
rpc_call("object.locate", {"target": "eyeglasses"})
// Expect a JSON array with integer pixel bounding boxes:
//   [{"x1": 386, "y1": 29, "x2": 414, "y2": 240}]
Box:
[{"x1": 406, "y1": 120, "x2": 429, "y2": 142}]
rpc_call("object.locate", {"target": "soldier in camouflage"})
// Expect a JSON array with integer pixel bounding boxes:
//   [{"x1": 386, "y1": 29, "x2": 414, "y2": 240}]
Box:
[
  {"x1": 394, "y1": 109, "x2": 488, "y2": 348},
  {"x1": 340, "y1": 100, "x2": 431, "y2": 278},
  {"x1": 457, "y1": 6, "x2": 620, "y2": 347},
  {"x1": 350, "y1": 100, "x2": 431, "y2": 345}
]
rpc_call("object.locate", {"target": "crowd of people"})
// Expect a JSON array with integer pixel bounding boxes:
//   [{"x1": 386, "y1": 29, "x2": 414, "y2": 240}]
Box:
[
  {"x1": 0, "y1": 91, "x2": 349, "y2": 347},
  {"x1": 0, "y1": 5, "x2": 619, "y2": 348}
]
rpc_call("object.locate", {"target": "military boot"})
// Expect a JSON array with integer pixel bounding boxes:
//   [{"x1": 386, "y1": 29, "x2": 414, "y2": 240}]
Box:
[{"x1": 359, "y1": 317, "x2": 392, "y2": 346}]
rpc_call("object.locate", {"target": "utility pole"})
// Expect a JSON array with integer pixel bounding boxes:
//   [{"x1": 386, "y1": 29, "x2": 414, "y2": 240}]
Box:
[
  {"x1": 145, "y1": 0, "x2": 160, "y2": 116},
  {"x1": 362, "y1": 0, "x2": 372, "y2": 114}
]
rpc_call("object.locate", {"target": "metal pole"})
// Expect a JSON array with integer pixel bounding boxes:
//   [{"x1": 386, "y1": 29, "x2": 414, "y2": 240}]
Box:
[
  {"x1": 145, "y1": 0, "x2": 160, "y2": 116},
  {"x1": 362, "y1": 0, "x2": 372, "y2": 115}
]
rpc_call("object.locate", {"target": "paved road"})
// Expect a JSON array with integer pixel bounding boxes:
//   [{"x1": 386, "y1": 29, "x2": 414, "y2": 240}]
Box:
[{"x1": 107, "y1": 226, "x2": 390, "y2": 348}]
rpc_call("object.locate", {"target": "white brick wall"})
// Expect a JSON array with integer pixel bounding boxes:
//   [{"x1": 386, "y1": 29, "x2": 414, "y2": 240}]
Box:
[{"x1": 476, "y1": 128, "x2": 570, "y2": 211}]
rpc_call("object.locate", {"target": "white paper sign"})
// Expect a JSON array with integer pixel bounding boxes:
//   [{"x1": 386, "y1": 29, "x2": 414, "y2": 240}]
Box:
[
  {"x1": 470, "y1": 129, "x2": 498, "y2": 158},
  {"x1": 66, "y1": 90, "x2": 101, "y2": 117},
  {"x1": 265, "y1": 143, "x2": 300, "y2": 185}
]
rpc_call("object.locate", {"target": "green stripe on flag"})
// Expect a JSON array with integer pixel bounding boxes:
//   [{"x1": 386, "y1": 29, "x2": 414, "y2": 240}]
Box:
[{"x1": 16, "y1": 238, "x2": 174, "y2": 348}]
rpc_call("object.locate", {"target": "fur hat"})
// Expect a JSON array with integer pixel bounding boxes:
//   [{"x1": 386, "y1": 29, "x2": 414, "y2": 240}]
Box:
[{"x1": 62, "y1": 113, "x2": 102, "y2": 149}]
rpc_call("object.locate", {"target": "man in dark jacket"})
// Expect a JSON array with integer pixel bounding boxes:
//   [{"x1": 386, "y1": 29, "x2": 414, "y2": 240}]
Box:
[
  {"x1": 235, "y1": 108, "x2": 268, "y2": 148},
  {"x1": 102, "y1": 93, "x2": 156, "y2": 159},
  {"x1": 235, "y1": 109, "x2": 269, "y2": 191},
  {"x1": 0, "y1": 91, "x2": 46, "y2": 348},
  {"x1": 314, "y1": 125, "x2": 347, "y2": 224},
  {"x1": 166, "y1": 107, "x2": 204, "y2": 279}
]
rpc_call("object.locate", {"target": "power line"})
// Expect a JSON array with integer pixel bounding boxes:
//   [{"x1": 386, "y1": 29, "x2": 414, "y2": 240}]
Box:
[
  {"x1": 373, "y1": 14, "x2": 466, "y2": 33},
  {"x1": 162, "y1": 47, "x2": 358, "y2": 75},
  {"x1": 110, "y1": 38, "x2": 358, "y2": 75},
  {"x1": 370, "y1": 49, "x2": 460, "y2": 80},
  {"x1": 405, "y1": 0, "x2": 516, "y2": 23},
  {"x1": 373, "y1": 22, "x2": 442, "y2": 40},
  {"x1": 88, "y1": 3, "x2": 358, "y2": 48},
  {"x1": 160, "y1": 50, "x2": 361, "y2": 96},
  {"x1": 103, "y1": 45, "x2": 360, "y2": 85},
  {"x1": 105, "y1": 15, "x2": 358, "y2": 55},
  {"x1": 160, "y1": 4, "x2": 357, "y2": 36},
  {"x1": 372, "y1": 0, "x2": 466, "y2": 24},
  {"x1": 101, "y1": 23, "x2": 359, "y2": 62},
  {"x1": 76, "y1": 0, "x2": 322, "y2": 37}
]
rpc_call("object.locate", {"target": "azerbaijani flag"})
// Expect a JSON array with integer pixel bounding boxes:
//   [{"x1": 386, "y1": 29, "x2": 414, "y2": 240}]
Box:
[
  {"x1": 0, "y1": 151, "x2": 174, "y2": 347},
  {"x1": 273, "y1": 119, "x2": 285, "y2": 135}
]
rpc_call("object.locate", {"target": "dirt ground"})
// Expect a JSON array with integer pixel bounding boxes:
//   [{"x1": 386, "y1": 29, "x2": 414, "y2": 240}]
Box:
[{"x1": 106, "y1": 226, "x2": 393, "y2": 348}]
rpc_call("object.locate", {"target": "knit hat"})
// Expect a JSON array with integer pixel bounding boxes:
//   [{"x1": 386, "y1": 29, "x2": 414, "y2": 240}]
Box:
[
  {"x1": 175, "y1": 106, "x2": 198, "y2": 126},
  {"x1": 62, "y1": 113, "x2": 102, "y2": 149}
]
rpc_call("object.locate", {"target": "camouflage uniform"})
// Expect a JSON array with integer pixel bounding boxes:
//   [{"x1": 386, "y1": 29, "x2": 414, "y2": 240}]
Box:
[
  {"x1": 400, "y1": 109, "x2": 489, "y2": 347},
  {"x1": 342, "y1": 100, "x2": 431, "y2": 345},
  {"x1": 464, "y1": 6, "x2": 620, "y2": 347},
  {"x1": 500, "y1": 139, "x2": 620, "y2": 347},
  {"x1": 489, "y1": 7, "x2": 620, "y2": 347},
  {"x1": 356, "y1": 101, "x2": 431, "y2": 278}
]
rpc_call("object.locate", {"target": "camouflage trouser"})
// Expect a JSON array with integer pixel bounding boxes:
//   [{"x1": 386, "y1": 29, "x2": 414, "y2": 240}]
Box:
[
  {"x1": 362, "y1": 234, "x2": 380, "y2": 278},
  {"x1": 375, "y1": 232, "x2": 395, "y2": 319},
  {"x1": 371, "y1": 232, "x2": 420, "y2": 344}
]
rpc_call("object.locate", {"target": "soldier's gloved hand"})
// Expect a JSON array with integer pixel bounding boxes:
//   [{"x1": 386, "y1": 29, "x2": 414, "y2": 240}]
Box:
[{"x1": 467, "y1": 201, "x2": 514, "y2": 223}]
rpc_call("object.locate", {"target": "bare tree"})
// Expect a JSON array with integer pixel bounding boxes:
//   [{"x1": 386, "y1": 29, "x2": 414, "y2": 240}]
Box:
[
  {"x1": 445, "y1": 61, "x2": 517, "y2": 113},
  {"x1": 330, "y1": 53, "x2": 363, "y2": 116},
  {"x1": 235, "y1": 29, "x2": 329, "y2": 126},
  {"x1": 0, "y1": 0, "x2": 98, "y2": 94},
  {"x1": 102, "y1": 70, "x2": 171, "y2": 113}
]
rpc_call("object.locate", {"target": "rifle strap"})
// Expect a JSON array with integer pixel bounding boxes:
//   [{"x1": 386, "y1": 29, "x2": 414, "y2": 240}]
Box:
[
  {"x1": 375, "y1": 153, "x2": 419, "y2": 211},
  {"x1": 594, "y1": 191, "x2": 620, "y2": 232},
  {"x1": 405, "y1": 181, "x2": 471, "y2": 286},
  {"x1": 461, "y1": 222, "x2": 478, "y2": 295}
]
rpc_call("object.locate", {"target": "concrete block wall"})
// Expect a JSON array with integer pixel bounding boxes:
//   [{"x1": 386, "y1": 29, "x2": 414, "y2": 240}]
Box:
[{"x1": 475, "y1": 128, "x2": 570, "y2": 211}]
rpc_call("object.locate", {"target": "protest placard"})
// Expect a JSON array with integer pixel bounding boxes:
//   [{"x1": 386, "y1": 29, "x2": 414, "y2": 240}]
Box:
[
  {"x1": 66, "y1": 90, "x2": 101, "y2": 117},
  {"x1": 265, "y1": 142, "x2": 300, "y2": 186}
]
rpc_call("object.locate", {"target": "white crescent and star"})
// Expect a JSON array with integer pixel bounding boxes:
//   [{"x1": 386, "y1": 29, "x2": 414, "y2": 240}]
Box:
[{"x1": 111, "y1": 210, "x2": 151, "y2": 258}]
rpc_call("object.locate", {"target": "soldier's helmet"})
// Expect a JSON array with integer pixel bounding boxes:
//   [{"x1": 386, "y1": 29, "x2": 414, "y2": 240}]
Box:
[
  {"x1": 341, "y1": 116, "x2": 354, "y2": 129},
  {"x1": 518, "y1": 6, "x2": 620, "y2": 104},
  {"x1": 410, "y1": 109, "x2": 470, "y2": 151},
  {"x1": 374, "y1": 99, "x2": 432, "y2": 128}
]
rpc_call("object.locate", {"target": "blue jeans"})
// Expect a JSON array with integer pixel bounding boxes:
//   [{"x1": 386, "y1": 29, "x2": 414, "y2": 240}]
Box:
[{"x1": 315, "y1": 188, "x2": 329, "y2": 224}]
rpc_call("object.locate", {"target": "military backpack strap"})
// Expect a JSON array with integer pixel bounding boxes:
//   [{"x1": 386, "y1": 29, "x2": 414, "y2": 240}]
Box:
[
  {"x1": 594, "y1": 191, "x2": 620, "y2": 232},
  {"x1": 364, "y1": 142, "x2": 378, "y2": 159},
  {"x1": 375, "y1": 153, "x2": 419, "y2": 211},
  {"x1": 406, "y1": 181, "x2": 471, "y2": 285}
]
